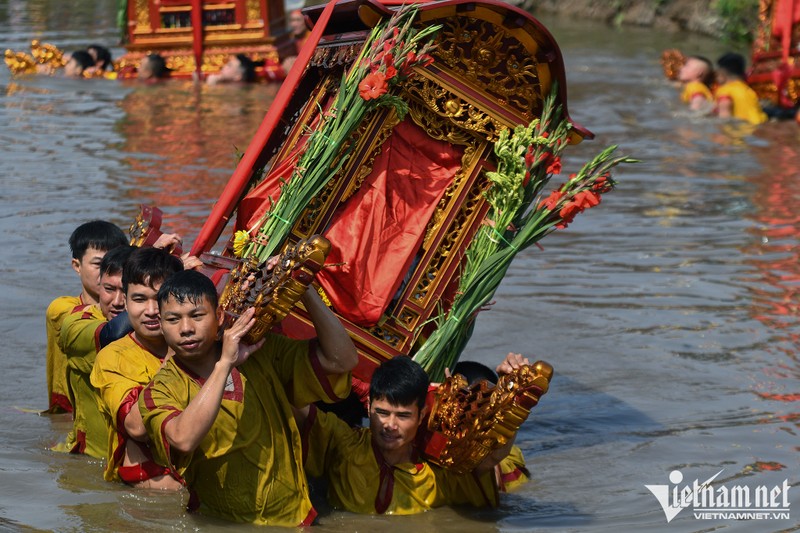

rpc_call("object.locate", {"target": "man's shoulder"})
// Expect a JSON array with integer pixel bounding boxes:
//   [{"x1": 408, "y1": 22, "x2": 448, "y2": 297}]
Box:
[
  {"x1": 46, "y1": 295, "x2": 81, "y2": 320},
  {"x1": 94, "y1": 334, "x2": 138, "y2": 366}
]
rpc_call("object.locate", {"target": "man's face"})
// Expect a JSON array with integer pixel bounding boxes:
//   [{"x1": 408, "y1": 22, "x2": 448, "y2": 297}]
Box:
[
  {"x1": 72, "y1": 246, "x2": 106, "y2": 300},
  {"x1": 98, "y1": 271, "x2": 125, "y2": 320},
  {"x1": 64, "y1": 57, "x2": 83, "y2": 78},
  {"x1": 126, "y1": 280, "x2": 163, "y2": 343},
  {"x1": 678, "y1": 58, "x2": 708, "y2": 83},
  {"x1": 220, "y1": 57, "x2": 243, "y2": 81},
  {"x1": 369, "y1": 398, "x2": 423, "y2": 457},
  {"x1": 289, "y1": 12, "x2": 306, "y2": 36},
  {"x1": 159, "y1": 294, "x2": 220, "y2": 361}
]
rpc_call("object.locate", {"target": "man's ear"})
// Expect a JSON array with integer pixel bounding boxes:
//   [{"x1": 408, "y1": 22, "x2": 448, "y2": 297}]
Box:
[
  {"x1": 71, "y1": 257, "x2": 81, "y2": 274},
  {"x1": 216, "y1": 306, "x2": 224, "y2": 327},
  {"x1": 417, "y1": 404, "x2": 428, "y2": 425}
]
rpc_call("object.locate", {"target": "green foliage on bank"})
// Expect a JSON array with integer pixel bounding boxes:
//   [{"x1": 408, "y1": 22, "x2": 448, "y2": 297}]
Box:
[{"x1": 716, "y1": 0, "x2": 760, "y2": 44}]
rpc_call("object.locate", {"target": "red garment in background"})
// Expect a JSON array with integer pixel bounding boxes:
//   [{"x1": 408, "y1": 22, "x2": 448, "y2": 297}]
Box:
[{"x1": 317, "y1": 118, "x2": 463, "y2": 326}]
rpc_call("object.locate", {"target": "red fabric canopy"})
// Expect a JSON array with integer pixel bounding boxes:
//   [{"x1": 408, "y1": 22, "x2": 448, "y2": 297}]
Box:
[{"x1": 317, "y1": 118, "x2": 464, "y2": 326}]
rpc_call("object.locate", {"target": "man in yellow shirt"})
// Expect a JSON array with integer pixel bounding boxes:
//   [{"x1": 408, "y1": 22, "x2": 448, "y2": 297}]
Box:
[
  {"x1": 45, "y1": 220, "x2": 128, "y2": 413},
  {"x1": 58, "y1": 245, "x2": 135, "y2": 457},
  {"x1": 91, "y1": 247, "x2": 184, "y2": 489},
  {"x1": 715, "y1": 52, "x2": 767, "y2": 125},
  {"x1": 297, "y1": 355, "x2": 526, "y2": 515},
  {"x1": 678, "y1": 55, "x2": 714, "y2": 112},
  {"x1": 140, "y1": 270, "x2": 358, "y2": 526}
]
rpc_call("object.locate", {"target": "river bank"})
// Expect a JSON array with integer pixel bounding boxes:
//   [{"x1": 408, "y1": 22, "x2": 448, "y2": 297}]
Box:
[{"x1": 522, "y1": 0, "x2": 752, "y2": 41}]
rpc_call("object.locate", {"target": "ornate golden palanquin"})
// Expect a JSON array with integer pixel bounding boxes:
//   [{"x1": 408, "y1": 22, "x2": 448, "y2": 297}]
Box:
[
  {"x1": 117, "y1": 0, "x2": 295, "y2": 77},
  {"x1": 198, "y1": 0, "x2": 591, "y2": 381},
  {"x1": 748, "y1": 0, "x2": 800, "y2": 106}
]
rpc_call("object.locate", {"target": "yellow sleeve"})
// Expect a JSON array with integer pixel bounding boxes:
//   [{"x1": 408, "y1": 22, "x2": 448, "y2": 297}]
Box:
[
  {"x1": 498, "y1": 445, "x2": 531, "y2": 492},
  {"x1": 45, "y1": 296, "x2": 80, "y2": 411},
  {"x1": 139, "y1": 362, "x2": 192, "y2": 479},
  {"x1": 301, "y1": 405, "x2": 361, "y2": 478},
  {"x1": 681, "y1": 81, "x2": 711, "y2": 103},
  {"x1": 253, "y1": 333, "x2": 351, "y2": 406},
  {"x1": 60, "y1": 306, "x2": 105, "y2": 375}
]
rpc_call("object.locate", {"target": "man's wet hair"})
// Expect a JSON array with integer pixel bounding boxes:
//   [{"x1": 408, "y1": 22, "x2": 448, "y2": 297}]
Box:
[
  {"x1": 68, "y1": 220, "x2": 128, "y2": 260},
  {"x1": 87, "y1": 44, "x2": 113, "y2": 70},
  {"x1": 144, "y1": 53, "x2": 170, "y2": 78},
  {"x1": 157, "y1": 269, "x2": 218, "y2": 309},
  {"x1": 453, "y1": 360, "x2": 498, "y2": 385},
  {"x1": 236, "y1": 54, "x2": 257, "y2": 83},
  {"x1": 122, "y1": 247, "x2": 183, "y2": 292},
  {"x1": 69, "y1": 50, "x2": 95, "y2": 72},
  {"x1": 717, "y1": 52, "x2": 747, "y2": 80},
  {"x1": 100, "y1": 245, "x2": 136, "y2": 278},
  {"x1": 369, "y1": 356, "x2": 429, "y2": 410}
]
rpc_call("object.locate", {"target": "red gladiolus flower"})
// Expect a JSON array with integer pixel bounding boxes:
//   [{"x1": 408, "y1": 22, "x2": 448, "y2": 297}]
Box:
[
  {"x1": 539, "y1": 189, "x2": 564, "y2": 211},
  {"x1": 592, "y1": 174, "x2": 612, "y2": 193},
  {"x1": 522, "y1": 170, "x2": 531, "y2": 187},
  {"x1": 541, "y1": 131, "x2": 549, "y2": 138},
  {"x1": 359, "y1": 72, "x2": 388, "y2": 101},
  {"x1": 546, "y1": 156, "x2": 562, "y2": 175},
  {"x1": 384, "y1": 64, "x2": 397, "y2": 80},
  {"x1": 573, "y1": 190, "x2": 601, "y2": 209},
  {"x1": 524, "y1": 146, "x2": 535, "y2": 168},
  {"x1": 557, "y1": 201, "x2": 582, "y2": 228}
]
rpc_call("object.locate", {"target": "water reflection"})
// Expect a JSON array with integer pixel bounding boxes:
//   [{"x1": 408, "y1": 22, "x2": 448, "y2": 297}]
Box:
[
  {"x1": 740, "y1": 124, "x2": 800, "y2": 443},
  {"x1": 114, "y1": 81, "x2": 279, "y2": 239}
]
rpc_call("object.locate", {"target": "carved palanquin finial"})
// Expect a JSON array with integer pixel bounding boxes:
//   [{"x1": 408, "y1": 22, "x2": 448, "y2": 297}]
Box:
[
  {"x1": 423, "y1": 361, "x2": 553, "y2": 473},
  {"x1": 129, "y1": 204, "x2": 183, "y2": 255},
  {"x1": 219, "y1": 235, "x2": 331, "y2": 344},
  {"x1": 4, "y1": 49, "x2": 36, "y2": 75}
]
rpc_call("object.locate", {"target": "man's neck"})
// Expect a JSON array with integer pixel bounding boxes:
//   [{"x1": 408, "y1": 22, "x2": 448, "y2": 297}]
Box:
[
  {"x1": 81, "y1": 289, "x2": 98, "y2": 305},
  {"x1": 132, "y1": 331, "x2": 169, "y2": 359},
  {"x1": 377, "y1": 444, "x2": 414, "y2": 467},
  {"x1": 175, "y1": 344, "x2": 222, "y2": 380}
]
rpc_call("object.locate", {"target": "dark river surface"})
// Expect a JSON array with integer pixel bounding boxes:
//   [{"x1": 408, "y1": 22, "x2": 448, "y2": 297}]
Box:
[{"x1": 1, "y1": 1, "x2": 799, "y2": 531}]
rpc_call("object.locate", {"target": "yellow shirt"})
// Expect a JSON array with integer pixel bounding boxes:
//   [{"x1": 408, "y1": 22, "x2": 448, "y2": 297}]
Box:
[
  {"x1": 45, "y1": 295, "x2": 81, "y2": 412},
  {"x1": 140, "y1": 334, "x2": 350, "y2": 526},
  {"x1": 497, "y1": 445, "x2": 530, "y2": 493},
  {"x1": 715, "y1": 80, "x2": 767, "y2": 125},
  {"x1": 91, "y1": 334, "x2": 165, "y2": 482},
  {"x1": 302, "y1": 406, "x2": 499, "y2": 514},
  {"x1": 681, "y1": 80, "x2": 713, "y2": 104},
  {"x1": 58, "y1": 304, "x2": 107, "y2": 459}
]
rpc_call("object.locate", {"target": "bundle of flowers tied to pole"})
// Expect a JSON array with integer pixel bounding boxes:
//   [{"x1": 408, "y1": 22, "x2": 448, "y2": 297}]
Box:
[
  {"x1": 234, "y1": 4, "x2": 438, "y2": 263},
  {"x1": 413, "y1": 91, "x2": 637, "y2": 381},
  {"x1": 222, "y1": 5, "x2": 440, "y2": 340}
]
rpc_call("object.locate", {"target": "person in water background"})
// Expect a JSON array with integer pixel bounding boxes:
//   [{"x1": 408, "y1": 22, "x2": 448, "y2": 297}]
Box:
[
  {"x1": 677, "y1": 55, "x2": 715, "y2": 112},
  {"x1": 137, "y1": 53, "x2": 171, "y2": 81},
  {"x1": 205, "y1": 54, "x2": 258, "y2": 84},
  {"x1": 714, "y1": 52, "x2": 768, "y2": 125}
]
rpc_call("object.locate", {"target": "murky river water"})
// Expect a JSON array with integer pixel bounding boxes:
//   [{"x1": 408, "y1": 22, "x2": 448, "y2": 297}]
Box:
[{"x1": 1, "y1": 1, "x2": 799, "y2": 531}]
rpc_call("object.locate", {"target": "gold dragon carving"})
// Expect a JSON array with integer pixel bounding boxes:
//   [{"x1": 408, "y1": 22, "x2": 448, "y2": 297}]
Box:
[
  {"x1": 218, "y1": 235, "x2": 331, "y2": 344},
  {"x1": 426, "y1": 361, "x2": 553, "y2": 473}
]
